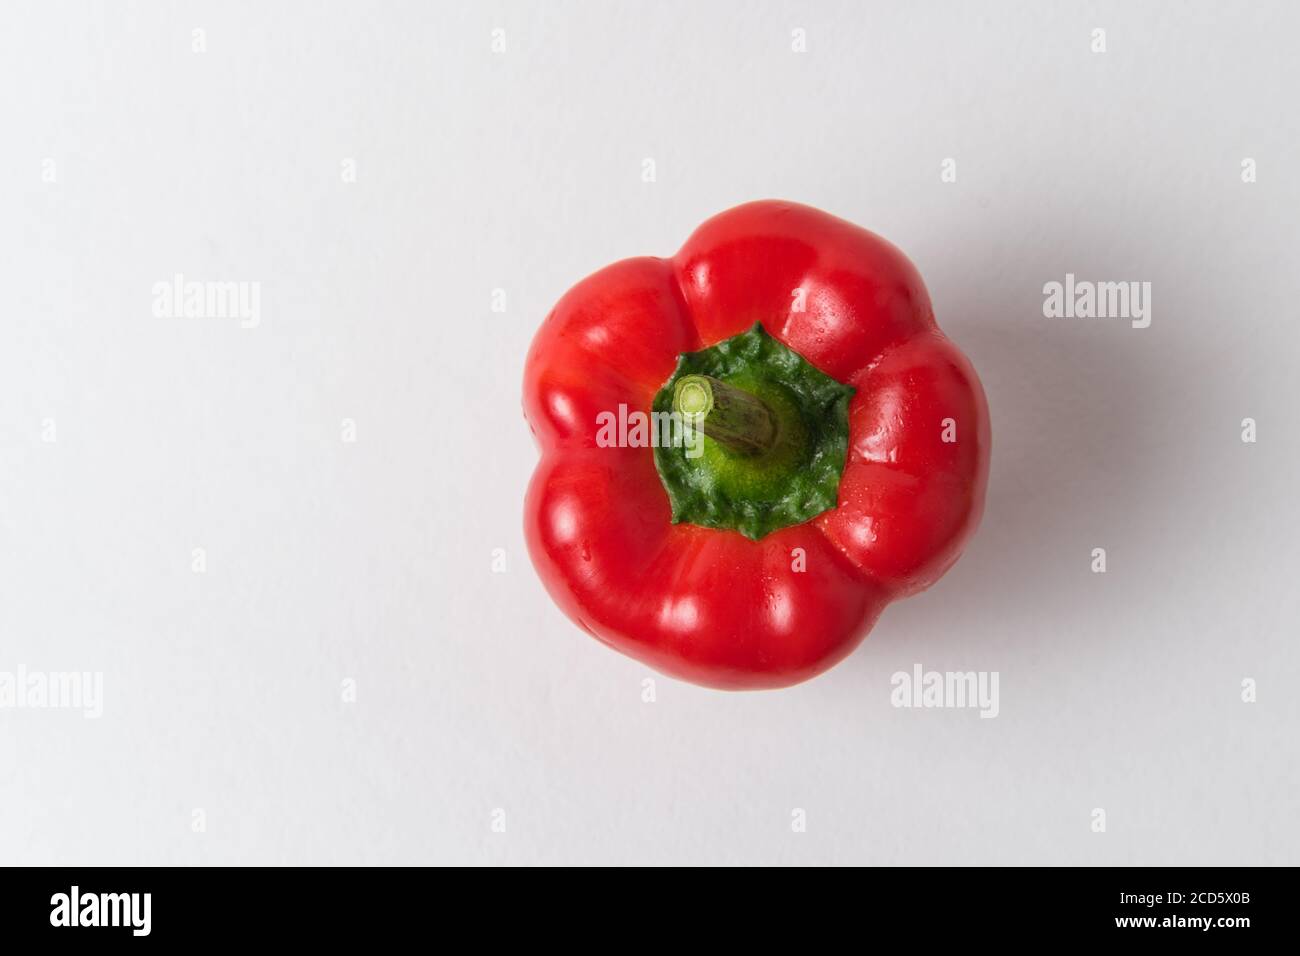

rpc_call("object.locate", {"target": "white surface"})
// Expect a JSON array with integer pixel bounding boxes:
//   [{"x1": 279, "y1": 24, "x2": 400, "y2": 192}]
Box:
[{"x1": 2, "y1": 0, "x2": 1297, "y2": 866}]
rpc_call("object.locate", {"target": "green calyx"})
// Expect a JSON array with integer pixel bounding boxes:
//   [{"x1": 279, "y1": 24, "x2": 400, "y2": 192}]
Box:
[{"x1": 651, "y1": 323, "x2": 855, "y2": 541}]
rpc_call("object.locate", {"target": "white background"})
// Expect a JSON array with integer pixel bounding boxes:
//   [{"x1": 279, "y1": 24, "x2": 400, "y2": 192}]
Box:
[{"x1": 2, "y1": 1, "x2": 1297, "y2": 865}]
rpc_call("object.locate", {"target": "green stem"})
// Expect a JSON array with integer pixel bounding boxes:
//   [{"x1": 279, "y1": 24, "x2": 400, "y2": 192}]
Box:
[{"x1": 672, "y1": 374, "x2": 778, "y2": 457}]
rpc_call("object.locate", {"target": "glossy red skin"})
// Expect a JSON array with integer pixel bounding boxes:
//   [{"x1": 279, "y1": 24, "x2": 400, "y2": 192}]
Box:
[{"x1": 524, "y1": 201, "x2": 990, "y2": 690}]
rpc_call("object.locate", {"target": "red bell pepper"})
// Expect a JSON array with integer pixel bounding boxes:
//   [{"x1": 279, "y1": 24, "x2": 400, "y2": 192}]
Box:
[{"x1": 524, "y1": 201, "x2": 990, "y2": 689}]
